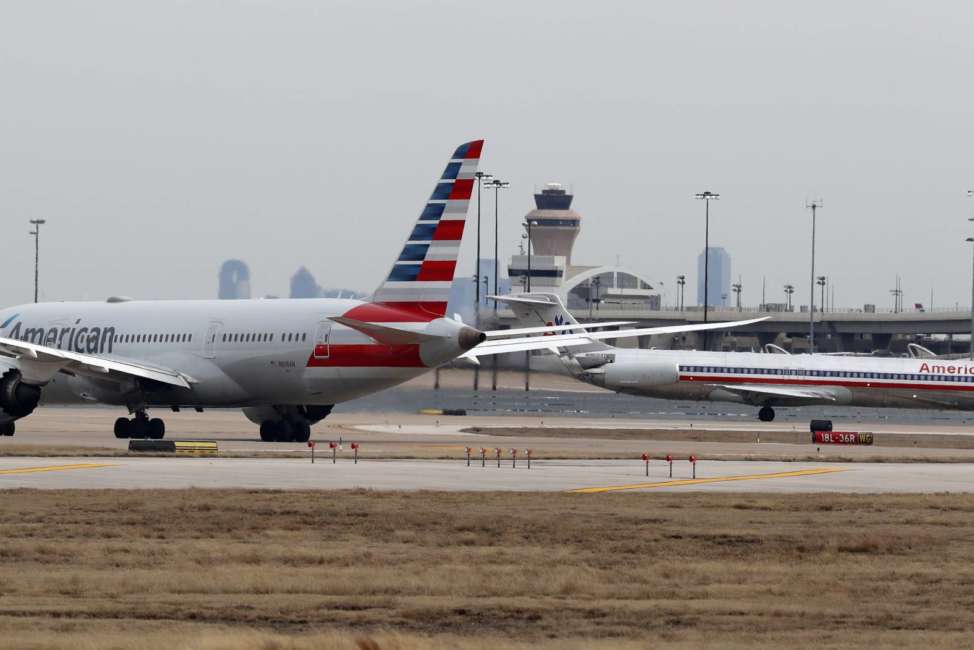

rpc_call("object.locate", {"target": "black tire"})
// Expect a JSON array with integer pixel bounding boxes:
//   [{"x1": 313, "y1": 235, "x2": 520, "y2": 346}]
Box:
[
  {"x1": 292, "y1": 421, "x2": 311, "y2": 443},
  {"x1": 277, "y1": 421, "x2": 295, "y2": 443},
  {"x1": 0, "y1": 421, "x2": 14, "y2": 437},
  {"x1": 129, "y1": 418, "x2": 148, "y2": 439},
  {"x1": 148, "y1": 418, "x2": 165, "y2": 440},
  {"x1": 113, "y1": 417, "x2": 130, "y2": 439},
  {"x1": 758, "y1": 406, "x2": 775, "y2": 422},
  {"x1": 259, "y1": 421, "x2": 277, "y2": 442}
]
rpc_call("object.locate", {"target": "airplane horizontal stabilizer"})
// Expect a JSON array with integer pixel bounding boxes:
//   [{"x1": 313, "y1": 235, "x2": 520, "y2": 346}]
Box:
[{"x1": 462, "y1": 317, "x2": 770, "y2": 358}]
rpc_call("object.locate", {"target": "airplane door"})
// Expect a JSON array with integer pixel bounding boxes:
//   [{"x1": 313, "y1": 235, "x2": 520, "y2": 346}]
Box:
[
  {"x1": 203, "y1": 321, "x2": 223, "y2": 358},
  {"x1": 313, "y1": 321, "x2": 331, "y2": 360}
]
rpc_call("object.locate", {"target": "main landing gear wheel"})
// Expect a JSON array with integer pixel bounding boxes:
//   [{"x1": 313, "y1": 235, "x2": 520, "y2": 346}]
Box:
[
  {"x1": 0, "y1": 421, "x2": 14, "y2": 436},
  {"x1": 148, "y1": 418, "x2": 165, "y2": 440},
  {"x1": 758, "y1": 406, "x2": 776, "y2": 422},
  {"x1": 114, "y1": 417, "x2": 130, "y2": 439},
  {"x1": 115, "y1": 413, "x2": 166, "y2": 439},
  {"x1": 259, "y1": 421, "x2": 278, "y2": 442},
  {"x1": 292, "y1": 421, "x2": 311, "y2": 443},
  {"x1": 259, "y1": 420, "x2": 310, "y2": 443}
]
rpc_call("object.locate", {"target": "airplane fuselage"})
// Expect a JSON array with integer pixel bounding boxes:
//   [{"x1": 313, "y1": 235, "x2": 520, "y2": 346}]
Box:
[
  {"x1": 0, "y1": 298, "x2": 445, "y2": 409},
  {"x1": 584, "y1": 348, "x2": 974, "y2": 411}
]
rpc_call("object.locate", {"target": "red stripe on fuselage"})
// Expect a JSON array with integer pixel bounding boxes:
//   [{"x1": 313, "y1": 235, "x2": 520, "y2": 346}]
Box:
[
  {"x1": 307, "y1": 344, "x2": 424, "y2": 368},
  {"x1": 680, "y1": 374, "x2": 974, "y2": 393},
  {"x1": 416, "y1": 260, "x2": 457, "y2": 281},
  {"x1": 343, "y1": 302, "x2": 447, "y2": 322}
]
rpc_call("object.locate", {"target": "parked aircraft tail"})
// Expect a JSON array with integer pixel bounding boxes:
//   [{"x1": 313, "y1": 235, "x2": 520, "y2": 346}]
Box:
[
  {"x1": 493, "y1": 293, "x2": 613, "y2": 353},
  {"x1": 368, "y1": 139, "x2": 484, "y2": 321}
]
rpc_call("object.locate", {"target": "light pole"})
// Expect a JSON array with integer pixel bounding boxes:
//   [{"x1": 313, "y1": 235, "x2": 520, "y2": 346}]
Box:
[
  {"x1": 695, "y1": 191, "x2": 719, "y2": 349},
  {"x1": 817, "y1": 276, "x2": 827, "y2": 314},
  {"x1": 523, "y1": 217, "x2": 533, "y2": 292},
  {"x1": 676, "y1": 274, "x2": 686, "y2": 311},
  {"x1": 784, "y1": 284, "x2": 795, "y2": 311},
  {"x1": 474, "y1": 171, "x2": 492, "y2": 313},
  {"x1": 806, "y1": 199, "x2": 823, "y2": 353},
  {"x1": 485, "y1": 178, "x2": 508, "y2": 309},
  {"x1": 29, "y1": 219, "x2": 46, "y2": 303},
  {"x1": 890, "y1": 276, "x2": 903, "y2": 313},
  {"x1": 731, "y1": 279, "x2": 742, "y2": 311},
  {"x1": 968, "y1": 212, "x2": 974, "y2": 359},
  {"x1": 592, "y1": 276, "x2": 601, "y2": 313}
]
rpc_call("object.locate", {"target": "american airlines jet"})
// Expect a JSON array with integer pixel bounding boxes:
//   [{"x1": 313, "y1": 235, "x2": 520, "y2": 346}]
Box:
[
  {"x1": 482, "y1": 293, "x2": 974, "y2": 422},
  {"x1": 0, "y1": 141, "x2": 506, "y2": 442},
  {"x1": 0, "y1": 141, "x2": 767, "y2": 442}
]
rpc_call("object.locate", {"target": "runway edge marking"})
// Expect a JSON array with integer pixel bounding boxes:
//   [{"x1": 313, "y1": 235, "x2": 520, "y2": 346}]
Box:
[
  {"x1": 0, "y1": 463, "x2": 115, "y2": 476},
  {"x1": 572, "y1": 467, "x2": 849, "y2": 494}
]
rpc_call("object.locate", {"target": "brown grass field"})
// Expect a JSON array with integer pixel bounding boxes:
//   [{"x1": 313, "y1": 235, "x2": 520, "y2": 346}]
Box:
[{"x1": 1, "y1": 490, "x2": 973, "y2": 648}]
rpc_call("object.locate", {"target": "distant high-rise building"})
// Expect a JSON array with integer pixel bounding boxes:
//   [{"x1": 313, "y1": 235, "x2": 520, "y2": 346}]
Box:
[
  {"x1": 218, "y1": 259, "x2": 251, "y2": 299},
  {"x1": 697, "y1": 247, "x2": 731, "y2": 307},
  {"x1": 289, "y1": 267, "x2": 366, "y2": 300},
  {"x1": 290, "y1": 266, "x2": 322, "y2": 299}
]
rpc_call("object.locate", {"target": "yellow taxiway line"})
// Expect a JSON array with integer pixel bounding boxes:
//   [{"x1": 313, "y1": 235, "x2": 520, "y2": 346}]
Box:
[
  {"x1": 573, "y1": 467, "x2": 848, "y2": 494},
  {"x1": 0, "y1": 463, "x2": 114, "y2": 476}
]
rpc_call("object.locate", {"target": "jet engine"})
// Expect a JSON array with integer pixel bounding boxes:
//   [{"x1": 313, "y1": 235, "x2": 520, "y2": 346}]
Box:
[
  {"x1": 597, "y1": 359, "x2": 679, "y2": 390},
  {"x1": 0, "y1": 370, "x2": 41, "y2": 419}
]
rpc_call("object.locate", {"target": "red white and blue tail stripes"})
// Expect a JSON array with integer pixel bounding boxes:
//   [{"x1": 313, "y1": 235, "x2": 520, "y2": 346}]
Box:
[{"x1": 370, "y1": 139, "x2": 483, "y2": 320}]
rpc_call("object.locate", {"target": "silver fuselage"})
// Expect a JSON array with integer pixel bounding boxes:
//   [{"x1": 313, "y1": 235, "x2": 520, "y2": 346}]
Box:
[
  {"x1": 583, "y1": 348, "x2": 974, "y2": 410},
  {"x1": 0, "y1": 298, "x2": 455, "y2": 409}
]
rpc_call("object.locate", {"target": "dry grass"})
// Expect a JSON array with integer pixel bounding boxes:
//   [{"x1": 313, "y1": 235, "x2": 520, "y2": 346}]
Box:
[{"x1": 1, "y1": 490, "x2": 973, "y2": 648}]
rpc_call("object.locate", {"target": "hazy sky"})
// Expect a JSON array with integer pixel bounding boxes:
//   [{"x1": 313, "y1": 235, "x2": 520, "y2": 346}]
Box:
[{"x1": 1, "y1": 1, "x2": 972, "y2": 310}]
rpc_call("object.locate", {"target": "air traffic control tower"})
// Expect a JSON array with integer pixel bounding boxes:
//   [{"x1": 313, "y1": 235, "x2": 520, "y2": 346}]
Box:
[
  {"x1": 524, "y1": 182, "x2": 582, "y2": 263},
  {"x1": 509, "y1": 183, "x2": 582, "y2": 289}
]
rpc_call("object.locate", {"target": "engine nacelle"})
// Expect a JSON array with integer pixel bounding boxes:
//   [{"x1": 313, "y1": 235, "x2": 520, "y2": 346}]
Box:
[
  {"x1": 598, "y1": 359, "x2": 679, "y2": 390},
  {"x1": 0, "y1": 370, "x2": 41, "y2": 419}
]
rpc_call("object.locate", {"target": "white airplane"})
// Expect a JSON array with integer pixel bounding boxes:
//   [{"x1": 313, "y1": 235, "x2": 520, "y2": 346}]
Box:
[
  {"x1": 0, "y1": 141, "x2": 754, "y2": 442},
  {"x1": 485, "y1": 293, "x2": 974, "y2": 422}
]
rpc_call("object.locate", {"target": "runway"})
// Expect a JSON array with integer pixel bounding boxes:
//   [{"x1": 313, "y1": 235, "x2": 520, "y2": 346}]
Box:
[{"x1": 0, "y1": 456, "x2": 972, "y2": 493}]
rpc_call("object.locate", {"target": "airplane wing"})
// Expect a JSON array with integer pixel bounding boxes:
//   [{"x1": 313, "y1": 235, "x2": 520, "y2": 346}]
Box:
[
  {"x1": 0, "y1": 336, "x2": 193, "y2": 389},
  {"x1": 482, "y1": 321, "x2": 636, "y2": 339},
  {"x1": 462, "y1": 317, "x2": 769, "y2": 359},
  {"x1": 714, "y1": 383, "x2": 839, "y2": 403}
]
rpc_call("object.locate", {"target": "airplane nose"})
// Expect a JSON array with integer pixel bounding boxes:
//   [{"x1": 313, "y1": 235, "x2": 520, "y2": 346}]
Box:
[{"x1": 458, "y1": 326, "x2": 486, "y2": 352}]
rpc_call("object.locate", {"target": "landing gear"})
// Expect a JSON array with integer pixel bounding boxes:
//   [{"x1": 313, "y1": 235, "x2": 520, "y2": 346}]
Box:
[
  {"x1": 114, "y1": 412, "x2": 165, "y2": 439},
  {"x1": 0, "y1": 421, "x2": 14, "y2": 436},
  {"x1": 292, "y1": 421, "x2": 311, "y2": 443},
  {"x1": 758, "y1": 406, "x2": 776, "y2": 422},
  {"x1": 258, "y1": 419, "x2": 311, "y2": 443}
]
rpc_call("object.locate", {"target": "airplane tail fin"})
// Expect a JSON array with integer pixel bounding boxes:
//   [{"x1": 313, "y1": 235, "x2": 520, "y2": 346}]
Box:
[
  {"x1": 369, "y1": 140, "x2": 484, "y2": 321},
  {"x1": 494, "y1": 293, "x2": 613, "y2": 353}
]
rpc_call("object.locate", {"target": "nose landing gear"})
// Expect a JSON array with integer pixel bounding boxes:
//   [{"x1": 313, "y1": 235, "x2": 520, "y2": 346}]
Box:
[{"x1": 758, "y1": 406, "x2": 776, "y2": 422}]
